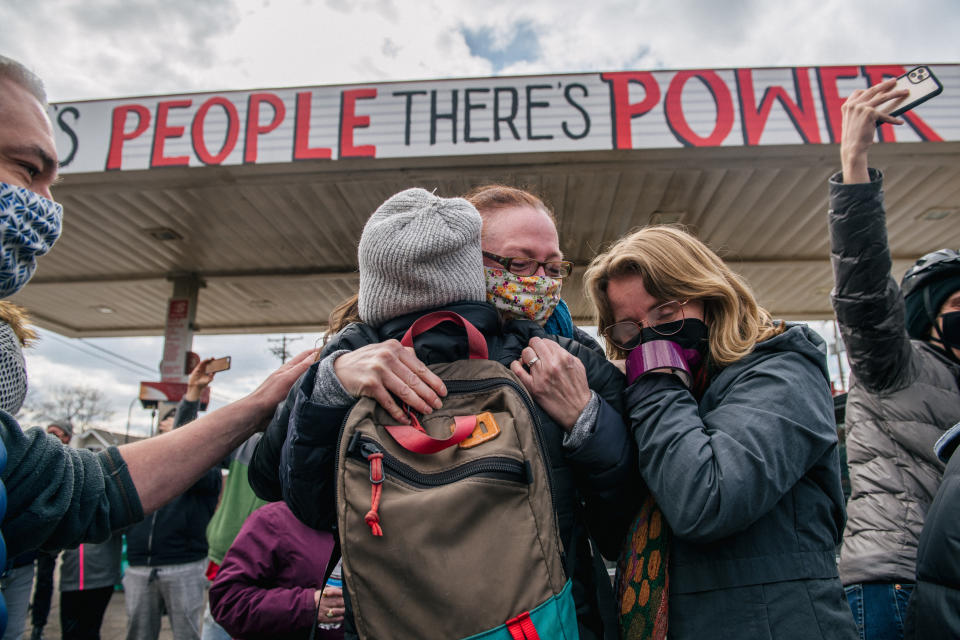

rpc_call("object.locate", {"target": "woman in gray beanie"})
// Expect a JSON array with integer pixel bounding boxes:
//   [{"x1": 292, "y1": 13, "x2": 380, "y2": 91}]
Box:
[{"x1": 250, "y1": 187, "x2": 638, "y2": 640}]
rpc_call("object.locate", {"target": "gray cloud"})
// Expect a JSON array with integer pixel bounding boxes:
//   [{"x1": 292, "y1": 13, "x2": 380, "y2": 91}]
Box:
[
  {"x1": 6, "y1": 0, "x2": 955, "y2": 102},
  {"x1": 382, "y1": 37, "x2": 400, "y2": 58}
]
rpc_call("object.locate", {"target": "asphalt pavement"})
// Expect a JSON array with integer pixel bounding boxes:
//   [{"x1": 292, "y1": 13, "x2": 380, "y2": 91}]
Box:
[{"x1": 32, "y1": 577, "x2": 176, "y2": 640}]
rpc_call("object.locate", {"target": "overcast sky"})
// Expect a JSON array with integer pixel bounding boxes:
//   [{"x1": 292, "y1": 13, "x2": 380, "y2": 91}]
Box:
[{"x1": 5, "y1": 0, "x2": 947, "y2": 434}]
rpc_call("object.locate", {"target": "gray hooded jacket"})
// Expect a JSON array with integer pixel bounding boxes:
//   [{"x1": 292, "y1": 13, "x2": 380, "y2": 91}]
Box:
[
  {"x1": 627, "y1": 324, "x2": 853, "y2": 639},
  {"x1": 59, "y1": 533, "x2": 123, "y2": 592},
  {"x1": 829, "y1": 169, "x2": 960, "y2": 585}
]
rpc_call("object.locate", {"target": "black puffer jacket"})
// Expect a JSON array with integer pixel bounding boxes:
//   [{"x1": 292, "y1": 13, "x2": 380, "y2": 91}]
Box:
[
  {"x1": 829, "y1": 169, "x2": 960, "y2": 585},
  {"x1": 250, "y1": 302, "x2": 639, "y2": 640},
  {"x1": 126, "y1": 398, "x2": 221, "y2": 566},
  {"x1": 904, "y1": 424, "x2": 960, "y2": 639}
]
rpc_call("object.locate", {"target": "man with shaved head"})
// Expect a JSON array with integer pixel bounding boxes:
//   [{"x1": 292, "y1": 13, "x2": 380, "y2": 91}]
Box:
[{"x1": 0, "y1": 55, "x2": 314, "y2": 635}]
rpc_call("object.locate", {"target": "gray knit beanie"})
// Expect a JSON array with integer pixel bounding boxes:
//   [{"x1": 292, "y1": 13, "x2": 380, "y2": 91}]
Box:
[
  {"x1": 48, "y1": 419, "x2": 73, "y2": 438},
  {"x1": 358, "y1": 188, "x2": 486, "y2": 327}
]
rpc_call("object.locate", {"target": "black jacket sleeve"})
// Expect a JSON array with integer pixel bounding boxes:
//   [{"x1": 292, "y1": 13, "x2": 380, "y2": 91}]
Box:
[
  {"x1": 249, "y1": 380, "x2": 301, "y2": 502},
  {"x1": 554, "y1": 334, "x2": 643, "y2": 558},
  {"x1": 626, "y1": 352, "x2": 838, "y2": 543},
  {"x1": 829, "y1": 169, "x2": 917, "y2": 393},
  {"x1": 249, "y1": 323, "x2": 377, "y2": 510},
  {"x1": 174, "y1": 398, "x2": 200, "y2": 428}
]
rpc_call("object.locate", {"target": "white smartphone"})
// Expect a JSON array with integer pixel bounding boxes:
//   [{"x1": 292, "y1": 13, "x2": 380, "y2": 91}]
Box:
[{"x1": 878, "y1": 66, "x2": 943, "y2": 117}]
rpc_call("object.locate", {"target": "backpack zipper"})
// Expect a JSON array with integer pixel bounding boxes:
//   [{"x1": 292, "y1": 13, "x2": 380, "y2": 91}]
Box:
[
  {"x1": 347, "y1": 434, "x2": 531, "y2": 488},
  {"x1": 443, "y1": 378, "x2": 558, "y2": 512}
]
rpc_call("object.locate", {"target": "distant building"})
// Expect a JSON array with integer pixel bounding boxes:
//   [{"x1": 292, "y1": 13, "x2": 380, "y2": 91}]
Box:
[{"x1": 72, "y1": 428, "x2": 146, "y2": 451}]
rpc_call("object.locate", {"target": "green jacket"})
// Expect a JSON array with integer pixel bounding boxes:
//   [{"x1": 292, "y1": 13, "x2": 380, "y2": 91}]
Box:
[{"x1": 206, "y1": 433, "x2": 268, "y2": 565}]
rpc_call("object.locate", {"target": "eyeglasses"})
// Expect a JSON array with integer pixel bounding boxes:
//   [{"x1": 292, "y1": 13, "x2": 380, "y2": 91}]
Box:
[
  {"x1": 482, "y1": 251, "x2": 574, "y2": 279},
  {"x1": 602, "y1": 300, "x2": 688, "y2": 350}
]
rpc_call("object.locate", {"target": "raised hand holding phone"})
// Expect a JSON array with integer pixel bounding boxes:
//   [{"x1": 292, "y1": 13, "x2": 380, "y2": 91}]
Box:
[
  {"x1": 185, "y1": 356, "x2": 226, "y2": 401},
  {"x1": 840, "y1": 79, "x2": 908, "y2": 184},
  {"x1": 877, "y1": 66, "x2": 943, "y2": 117}
]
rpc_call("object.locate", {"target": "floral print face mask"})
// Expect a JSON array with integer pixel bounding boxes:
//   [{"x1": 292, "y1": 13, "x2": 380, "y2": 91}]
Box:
[{"x1": 484, "y1": 267, "x2": 562, "y2": 325}]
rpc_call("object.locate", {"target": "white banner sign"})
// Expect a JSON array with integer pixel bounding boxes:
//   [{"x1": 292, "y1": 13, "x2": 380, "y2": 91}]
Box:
[{"x1": 50, "y1": 64, "x2": 960, "y2": 174}]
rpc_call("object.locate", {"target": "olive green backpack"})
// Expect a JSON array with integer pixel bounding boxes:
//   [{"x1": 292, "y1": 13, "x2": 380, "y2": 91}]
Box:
[{"x1": 335, "y1": 312, "x2": 579, "y2": 640}]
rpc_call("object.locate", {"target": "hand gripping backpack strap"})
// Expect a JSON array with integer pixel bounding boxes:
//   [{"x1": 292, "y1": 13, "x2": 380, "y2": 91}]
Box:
[
  {"x1": 384, "y1": 312, "x2": 486, "y2": 454},
  {"x1": 384, "y1": 414, "x2": 477, "y2": 454}
]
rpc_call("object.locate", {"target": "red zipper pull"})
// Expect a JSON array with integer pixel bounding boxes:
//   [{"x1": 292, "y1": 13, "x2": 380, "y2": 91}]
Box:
[{"x1": 365, "y1": 452, "x2": 384, "y2": 536}]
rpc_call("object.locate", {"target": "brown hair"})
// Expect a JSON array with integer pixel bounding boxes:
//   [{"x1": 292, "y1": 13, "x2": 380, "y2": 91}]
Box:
[
  {"x1": 463, "y1": 184, "x2": 557, "y2": 233},
  {"x1": 324, "y1": 293, "x2": 361, "y2": 345},
  {"x1": 584, "y1": 226, "x2": 784, "y2": 364}
]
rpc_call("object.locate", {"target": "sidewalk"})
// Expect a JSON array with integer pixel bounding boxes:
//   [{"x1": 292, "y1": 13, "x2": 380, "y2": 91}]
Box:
[{"x1": 38, "y1": 588, "x2": 175, "y2": 640}]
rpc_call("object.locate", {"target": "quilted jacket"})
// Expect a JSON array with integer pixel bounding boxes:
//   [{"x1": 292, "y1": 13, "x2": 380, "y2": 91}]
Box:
[{"x1": 829, "y1": 169, "x2": 960, "y2": 584}]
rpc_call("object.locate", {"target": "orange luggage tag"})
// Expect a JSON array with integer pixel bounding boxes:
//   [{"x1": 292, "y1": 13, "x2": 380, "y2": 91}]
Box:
[{"x1": 451, "y1": 411, "x2": 501, "y2": 448}]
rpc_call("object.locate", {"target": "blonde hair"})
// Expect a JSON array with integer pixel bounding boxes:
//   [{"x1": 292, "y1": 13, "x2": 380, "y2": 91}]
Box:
[
  {"x1": 0, "y1": 301, "x2": 37, "y2": 346},
  {"x1": 583, "y1": 226, "x2": 784, "y2": 365}
]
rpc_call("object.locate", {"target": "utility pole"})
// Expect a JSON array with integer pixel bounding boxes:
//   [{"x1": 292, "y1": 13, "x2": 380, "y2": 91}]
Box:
[{"x1": 267, "y1": 335, "x2": 302, "y2": 364}]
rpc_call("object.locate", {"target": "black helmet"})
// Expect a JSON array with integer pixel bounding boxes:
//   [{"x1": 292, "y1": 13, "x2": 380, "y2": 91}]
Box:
[
  {"x1": 901, "y1": 248, "x2": 960, "y2": 298},
  {"x1": 901, "y1": 249, "x2": 960, "y2": 340}
]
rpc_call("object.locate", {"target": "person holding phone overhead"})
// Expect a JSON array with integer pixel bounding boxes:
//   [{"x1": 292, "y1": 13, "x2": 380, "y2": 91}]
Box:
[
  {"x1": 828, "y1": 78, "x2": 960, "y2": 640},
  {"x1": 124, "y1": 357, "x2": 224, "y2": 640}
]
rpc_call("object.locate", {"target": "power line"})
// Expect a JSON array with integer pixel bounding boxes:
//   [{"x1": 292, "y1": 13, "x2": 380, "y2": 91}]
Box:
[
  {"x1": 41, "y1": 332, "x2": 246, "y2": 405},
  {"x1": 42, "y1": 332, "x2": 154, "y2": 379},
  {"x1": 78, "y1": 338, "x2": 157, "y2": 374}
]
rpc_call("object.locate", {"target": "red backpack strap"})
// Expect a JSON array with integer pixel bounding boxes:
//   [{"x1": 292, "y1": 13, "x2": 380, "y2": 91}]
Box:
[
  {"x1": 505, "y1": 612, "x2": 540, "y2": 640},
  {"x1": 385, "y1": 415, "x2": 476, "y2": 454},
  {"x1": 399, "y1": 311, "x2": 488, "y2": 359},
  {"x1": 388, "y1": 312, "x2": 486, "y2": 454}
]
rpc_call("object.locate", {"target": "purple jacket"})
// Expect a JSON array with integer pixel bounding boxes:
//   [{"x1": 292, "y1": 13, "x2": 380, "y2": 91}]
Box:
[{"x1": 208, "y1": 501, "x2": 340, "y2": 640}]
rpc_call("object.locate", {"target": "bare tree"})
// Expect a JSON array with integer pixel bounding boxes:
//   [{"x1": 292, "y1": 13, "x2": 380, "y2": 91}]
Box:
[
  {"x1": 267, "y1": 335, "x2": 302, "y2": 364},
  {"x1": 21, "y1": 384, "x2": 115, "y2": 431}
]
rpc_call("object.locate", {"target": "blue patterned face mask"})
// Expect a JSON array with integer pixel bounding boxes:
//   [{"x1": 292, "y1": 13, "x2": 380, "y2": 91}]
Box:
[{"x1": 0, "y1": 182, "x2": 63, "y2": 298}]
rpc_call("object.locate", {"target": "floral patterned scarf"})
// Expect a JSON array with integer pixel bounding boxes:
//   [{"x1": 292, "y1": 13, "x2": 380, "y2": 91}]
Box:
[{"x1": 615, "y1": 492, "x2": 670, "y2": 640}]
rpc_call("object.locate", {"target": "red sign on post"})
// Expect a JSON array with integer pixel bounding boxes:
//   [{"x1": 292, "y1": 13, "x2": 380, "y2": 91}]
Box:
[{"x1": 160, "y1": 298, "x2": 193, "y2": 382}]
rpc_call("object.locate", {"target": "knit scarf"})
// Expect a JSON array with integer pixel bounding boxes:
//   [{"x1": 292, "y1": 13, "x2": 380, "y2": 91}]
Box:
[{"x1": 616, "y1": 491, "x2": 670, "y2": 640}]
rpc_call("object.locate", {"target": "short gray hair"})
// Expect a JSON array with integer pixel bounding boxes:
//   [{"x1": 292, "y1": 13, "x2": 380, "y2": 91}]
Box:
[{"x1": 0, "y1": 55, "x2": 47, "y2": 105}]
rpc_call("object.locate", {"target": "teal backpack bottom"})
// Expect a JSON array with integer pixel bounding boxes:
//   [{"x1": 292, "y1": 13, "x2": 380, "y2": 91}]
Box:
[{"x1": 463, "y1": 580, "x2": 579, "y2": 640}]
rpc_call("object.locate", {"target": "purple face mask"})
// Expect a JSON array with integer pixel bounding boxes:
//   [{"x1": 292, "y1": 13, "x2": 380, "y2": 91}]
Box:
[{"x1": 624, "y1": 319, "x2": 709, "y2": 385}]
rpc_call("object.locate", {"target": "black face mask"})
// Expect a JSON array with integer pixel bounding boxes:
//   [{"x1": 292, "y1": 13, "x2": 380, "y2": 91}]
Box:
[
  {"x1": 932, "y1": 311, "x2": 960, "y2": 361},
  {"x1": 639, "y1": 319, "x2": 710, "y2": 368}
]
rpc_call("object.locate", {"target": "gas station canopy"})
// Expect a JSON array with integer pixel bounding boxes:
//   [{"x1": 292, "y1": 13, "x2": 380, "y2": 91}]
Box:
[{"x1": 13, "y1": 64, "x2": 960, "y2": 337}]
